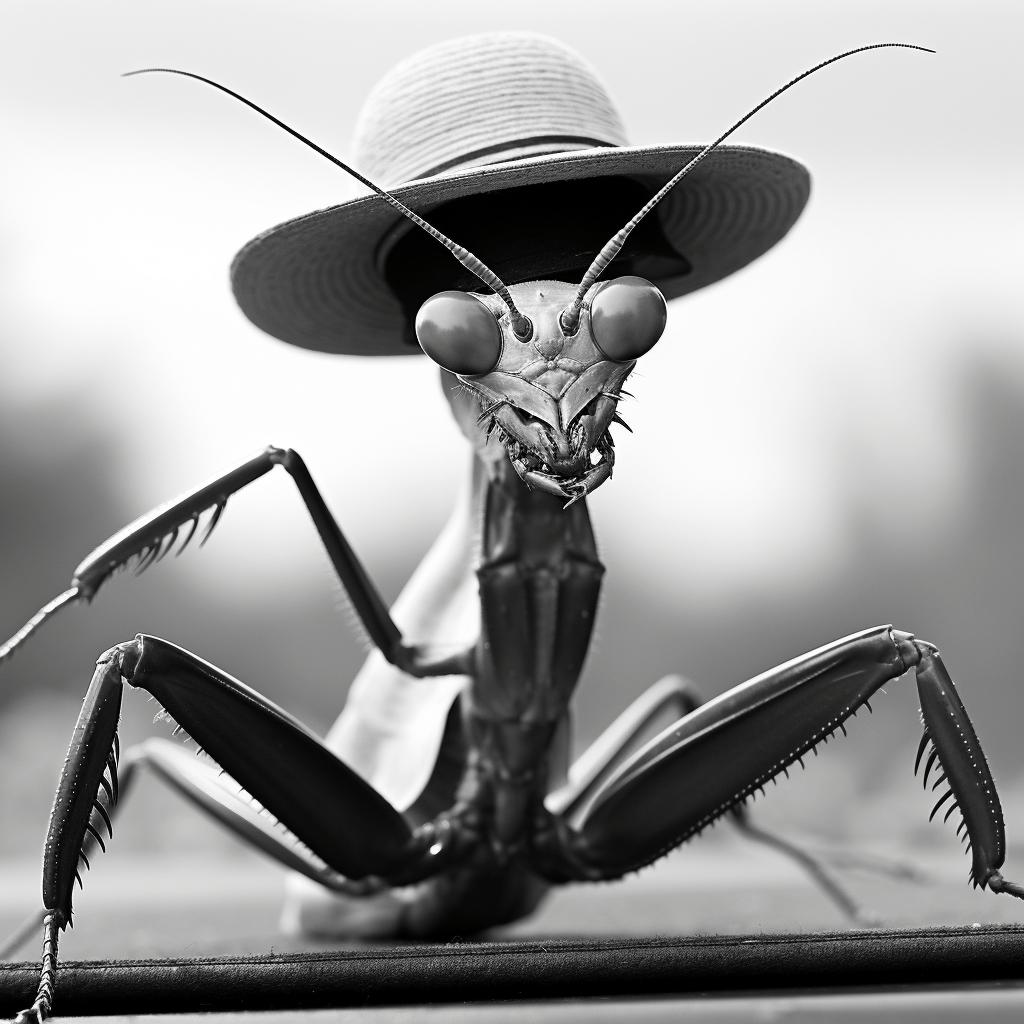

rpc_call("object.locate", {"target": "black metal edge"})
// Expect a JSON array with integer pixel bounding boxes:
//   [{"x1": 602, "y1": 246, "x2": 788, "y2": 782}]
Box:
[{"x1": 2, "y1": 925, "x2": 1023, "y2": 1016}]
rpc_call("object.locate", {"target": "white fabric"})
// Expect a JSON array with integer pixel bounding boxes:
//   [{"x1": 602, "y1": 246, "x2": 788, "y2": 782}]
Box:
[{"x1": 324, "y1": 457, "x2": 480, "y2": 811}]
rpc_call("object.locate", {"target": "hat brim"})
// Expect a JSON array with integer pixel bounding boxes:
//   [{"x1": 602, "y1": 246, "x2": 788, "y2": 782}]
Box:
[{"x1": 231, "y1": 144, "x2": 810, "y2": 357}]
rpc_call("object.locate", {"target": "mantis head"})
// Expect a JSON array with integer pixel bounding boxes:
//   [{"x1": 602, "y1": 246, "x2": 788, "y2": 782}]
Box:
[{"x1": 418, "y1": 277, "x2": 665, "y2": 503}]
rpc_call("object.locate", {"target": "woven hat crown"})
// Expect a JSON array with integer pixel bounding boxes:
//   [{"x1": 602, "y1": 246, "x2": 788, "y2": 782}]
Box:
[
  {"x1": 353, "y1": 33, "x2": 629, "y2": 188},
  {"x1": 231, "y1": 34, "x2": 811, "y2": 356}
]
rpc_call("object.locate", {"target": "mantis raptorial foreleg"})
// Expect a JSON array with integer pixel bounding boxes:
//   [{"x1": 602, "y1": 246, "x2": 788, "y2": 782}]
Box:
[
  {"x1": 15, "y1": 628, "x2": 486, "y2": 1022},
  {"x1": 534, "y1": 627, "x2": 1024, "y2": 906},
  {"x1": 0, "y1": 447, "x2": 473, "y2": 677},
  {"x1": 546, "y1": 672, "x2": 873, "y2": 923}
]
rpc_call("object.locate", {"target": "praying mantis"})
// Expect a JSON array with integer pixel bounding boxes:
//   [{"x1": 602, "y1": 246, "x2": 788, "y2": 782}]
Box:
[{"x1": 2, "y1": 36, "x2": 1022, "y2": 1024}]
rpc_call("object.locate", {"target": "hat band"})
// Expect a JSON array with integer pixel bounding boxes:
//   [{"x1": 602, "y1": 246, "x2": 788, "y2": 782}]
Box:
[{"x1": 411, "y1": 135, "x2": 617, "y2": 182}]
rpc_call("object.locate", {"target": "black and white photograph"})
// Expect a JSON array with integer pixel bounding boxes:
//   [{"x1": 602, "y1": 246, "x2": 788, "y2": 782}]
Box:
[{"x1": 0, "y1": 2, "x2": 1022, "y2": 1021}]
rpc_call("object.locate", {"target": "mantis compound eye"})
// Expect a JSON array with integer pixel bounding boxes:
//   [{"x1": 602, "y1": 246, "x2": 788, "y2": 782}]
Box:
[
  {"x1": 589, "y1": 276, "x2": 668, "y2": 361},
  {"x1": 415, "y1": 291, "x2": 502, "y2": 376}
]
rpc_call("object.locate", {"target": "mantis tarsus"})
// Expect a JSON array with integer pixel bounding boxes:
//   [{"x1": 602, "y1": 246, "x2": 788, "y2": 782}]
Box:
[{"x1": 2, "y1": 36, "x2": 1022, "y2": 1024}]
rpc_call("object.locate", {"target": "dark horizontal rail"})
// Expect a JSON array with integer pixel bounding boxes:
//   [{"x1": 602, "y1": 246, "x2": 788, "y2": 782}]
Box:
[{"x1": 2, "y1": 925, "x2": 1023, "y2": 1016}]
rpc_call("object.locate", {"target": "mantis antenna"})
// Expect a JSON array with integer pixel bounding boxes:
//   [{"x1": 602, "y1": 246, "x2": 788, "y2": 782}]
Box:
[
  {"x1": 559, "y1": 42, "x2": 936, "y2": 333},
  {"x1": 122, "y1": 68, "x2": 535, "y2": 340}
]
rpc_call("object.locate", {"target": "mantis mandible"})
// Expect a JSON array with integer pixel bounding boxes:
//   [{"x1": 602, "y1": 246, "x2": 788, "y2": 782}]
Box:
[{"x1": 2, "y1": 35, "x2": 1021, "y2": 1024}]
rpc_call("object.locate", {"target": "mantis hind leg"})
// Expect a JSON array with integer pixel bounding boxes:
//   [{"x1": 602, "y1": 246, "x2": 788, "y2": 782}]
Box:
[
  {"x1": 727, "y1": 803, "x2": 879, "y2": 926},
  {"x1": 545, "y1": 674, "x2": 704, "y2": 821}
]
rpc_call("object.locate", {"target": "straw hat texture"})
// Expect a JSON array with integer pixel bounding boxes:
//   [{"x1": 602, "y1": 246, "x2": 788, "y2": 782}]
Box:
[{"x1": 231, "y1": 33, "x2": 811, "y2": 357}]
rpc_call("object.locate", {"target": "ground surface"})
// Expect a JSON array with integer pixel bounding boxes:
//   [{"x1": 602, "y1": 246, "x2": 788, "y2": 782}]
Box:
[
  {"x1": 39, "y1": 988, "x2": 1024, "y2": 1023},
  {"x1": 3, "y1": 832, "x2": 1024, "y2": 1021}
]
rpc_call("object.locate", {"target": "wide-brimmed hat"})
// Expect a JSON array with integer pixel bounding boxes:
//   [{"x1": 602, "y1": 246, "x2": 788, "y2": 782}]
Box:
[{"x1": 230, "y1": 33, "x2": 810, "y2": 357}]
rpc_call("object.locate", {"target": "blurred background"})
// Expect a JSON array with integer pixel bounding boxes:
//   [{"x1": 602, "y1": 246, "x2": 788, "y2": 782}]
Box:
[{"x1": 0, "y1": 0, "x2": 1022, "y2": 909}]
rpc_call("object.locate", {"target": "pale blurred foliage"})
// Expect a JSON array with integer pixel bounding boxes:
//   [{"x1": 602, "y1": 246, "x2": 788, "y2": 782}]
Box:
[{"x1": 0, "y1": 0, "x2": 1022, "y2": 872}]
